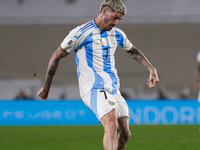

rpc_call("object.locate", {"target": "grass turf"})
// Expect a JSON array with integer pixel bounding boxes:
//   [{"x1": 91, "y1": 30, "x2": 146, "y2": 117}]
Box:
[{"x1": 0, "y1": 125, "x2": 199, "y2": 150}]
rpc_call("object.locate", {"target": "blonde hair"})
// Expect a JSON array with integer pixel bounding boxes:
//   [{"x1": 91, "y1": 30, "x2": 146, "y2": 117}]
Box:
[{"x1": 100, "y1": 0, "x2": 127, "y2": 15}]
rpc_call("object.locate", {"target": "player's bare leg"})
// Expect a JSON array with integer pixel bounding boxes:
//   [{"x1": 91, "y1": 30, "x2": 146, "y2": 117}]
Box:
[
  {"x1": 100, "y1": 109, "x2": 118, "y2": 150},
  {"x1": 117, "y1": 116, "x2": 131, "y2": 150}
]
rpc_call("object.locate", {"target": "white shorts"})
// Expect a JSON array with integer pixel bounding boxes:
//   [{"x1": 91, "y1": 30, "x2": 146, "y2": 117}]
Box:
[{"x1": 82, "y1": 89, "x2": 129, "y2": 120}]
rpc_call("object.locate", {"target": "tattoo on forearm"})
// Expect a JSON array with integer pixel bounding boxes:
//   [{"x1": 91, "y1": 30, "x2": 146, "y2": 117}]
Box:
[
  {"x1": 44, "y1": 76, "x2": 52, "y2": 90},
  {"x1": 47, "y1": 58, "x2": 59, "y2": 76},
  {"x1": 44, "y1": 57, "x2": 60, "y2": 89},
  {"x1": 48, "y1": 70, "x2": 55, "y2": 76},
  {"x1": 128, "y1": 48, "x2": 151, "y2": 70}
]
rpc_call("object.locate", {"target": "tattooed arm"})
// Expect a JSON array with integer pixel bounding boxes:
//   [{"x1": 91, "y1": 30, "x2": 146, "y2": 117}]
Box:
[
  {"x1": 127, "y1": 46, "x2": 159, "y2": 88},
  {"x1": 37, "y1": 46, "x2": 69, "y2": 99}
]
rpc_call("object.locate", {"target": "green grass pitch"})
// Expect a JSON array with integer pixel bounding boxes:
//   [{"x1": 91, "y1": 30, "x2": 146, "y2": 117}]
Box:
[{"x1": 0, "y1": 125, "x2": 199, "y2": 150}]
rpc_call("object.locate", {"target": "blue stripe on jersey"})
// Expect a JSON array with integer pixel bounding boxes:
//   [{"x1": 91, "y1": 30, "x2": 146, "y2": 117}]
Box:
[
  {"x1": 83, "y1": 32, "x2": 104, "y2": 90},
  {"x1": 90, "y1": 89, "x2": 98, "y2": 119},
  {"x1": 75, "y1": 49, "x2": 80, "y2": 78},
  {"x1": 101, "y1": 30, "x2": 111, "y2": 71},
  {"x1": 101, "y1": 30, "x2": 117, "y2": 94},
  {"x1": 74, "y1": 22, "x2": 93, "y2": 39},
  {"x1": 114, "y1": 29, "x2": 124, "y2": 47},
  {"x1": 92, "y1": 20, "x2": 98, "y2": 29}
]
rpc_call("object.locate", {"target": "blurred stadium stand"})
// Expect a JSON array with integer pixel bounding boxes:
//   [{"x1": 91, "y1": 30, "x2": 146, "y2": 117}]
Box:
[
  {"x1": 0, "y1": 0, "x2": 200, "y2": 99},
  {"x1": 0, "y1": 79, "x2": 41, "y2": 99},
  {"x1": 0, "y1": 79, "x2": 80, "y2": 99},
  {"x1": 0, "y1": 0, "x2": 200, "y2": 24}
]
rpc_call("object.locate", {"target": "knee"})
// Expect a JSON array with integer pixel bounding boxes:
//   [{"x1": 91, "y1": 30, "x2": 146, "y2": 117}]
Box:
[{"x1": 119, "y1": 128, "x2": 131, "y2": 141}]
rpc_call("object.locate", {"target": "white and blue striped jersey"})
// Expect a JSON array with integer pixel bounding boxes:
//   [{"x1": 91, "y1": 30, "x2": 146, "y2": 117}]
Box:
[{"x1": 61, "y1": 20, "x2": 133, "y2": 97}]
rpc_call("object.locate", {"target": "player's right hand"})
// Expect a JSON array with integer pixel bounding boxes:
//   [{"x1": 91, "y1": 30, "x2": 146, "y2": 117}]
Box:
[
  {"x1": 37, "y1": 87, "x2": 49, "y2": 100},
  {"x1": 148, "y1": 68, "x2": 159, "y2": 88}
]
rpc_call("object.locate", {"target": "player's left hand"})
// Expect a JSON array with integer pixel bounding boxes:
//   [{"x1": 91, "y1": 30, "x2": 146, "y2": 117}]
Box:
[{"x1": 147, "y1": 68, "x2": 159, "y2": 88}]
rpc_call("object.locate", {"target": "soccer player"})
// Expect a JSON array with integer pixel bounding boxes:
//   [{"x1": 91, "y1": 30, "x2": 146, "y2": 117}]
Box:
[{"x1": 37, "y1": 0, "x2": 159, "y2": 149}]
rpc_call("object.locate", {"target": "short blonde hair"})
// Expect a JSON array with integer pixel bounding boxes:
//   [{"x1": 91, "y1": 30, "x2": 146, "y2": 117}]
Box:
[{"x1": 100, "y1": 0, "x2": 127, "y2": 15}]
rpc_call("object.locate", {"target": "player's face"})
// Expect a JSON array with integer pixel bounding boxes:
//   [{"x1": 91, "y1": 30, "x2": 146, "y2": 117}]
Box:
[{"x1": 101, "y1": 7, "x2": 124, "y2": 31}]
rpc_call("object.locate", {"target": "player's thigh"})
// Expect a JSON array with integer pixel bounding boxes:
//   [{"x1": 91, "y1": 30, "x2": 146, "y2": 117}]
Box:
[
  {"x1": 82, "y1": 89, "x2": 120, "y2": 120},
  {"x1": 116, "y1": 92, "x2": 129, "y2": 118},
  {"x1": 100, "y1": 109, "x2": 118, "y2": 130}
]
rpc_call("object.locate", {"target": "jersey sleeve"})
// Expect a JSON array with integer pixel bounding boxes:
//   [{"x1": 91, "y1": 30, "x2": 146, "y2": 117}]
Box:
[
  {"x1": 116, "y1": 28, "x2": 133, "y2": 51},
  {"x1": 60, "y1": 27, "x2": 80, "y2": 53},
  {"x1": 122, "y1": 33, "x2": 133, "y2": 51}
]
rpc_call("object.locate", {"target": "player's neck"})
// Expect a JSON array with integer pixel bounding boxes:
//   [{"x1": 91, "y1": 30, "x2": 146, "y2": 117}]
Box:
[{"x1": 95, "y1": 15, "x2": 104, "y2": 30}]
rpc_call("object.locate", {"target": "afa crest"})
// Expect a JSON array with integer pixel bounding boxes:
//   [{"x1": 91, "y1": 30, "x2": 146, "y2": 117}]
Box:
[{"x1": 102, "y1": 38, "x2": 108, "y2": 46}]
